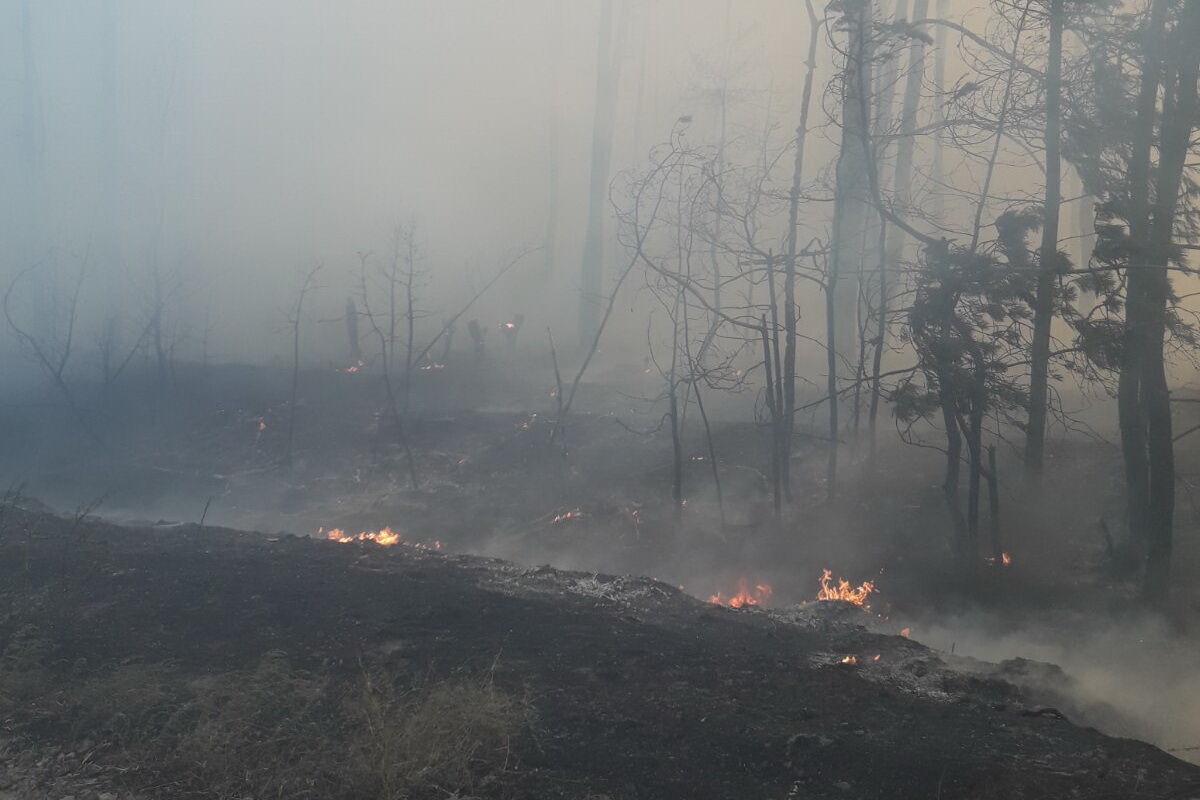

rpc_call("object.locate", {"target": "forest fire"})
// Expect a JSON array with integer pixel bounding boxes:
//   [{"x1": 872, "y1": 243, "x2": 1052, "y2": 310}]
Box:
[
  {"x1": 817, "y1": 569, "x2": 876, "y2": 607},
  {"x1": 708, "y1": 578, "x2": 772, "y2": 609}
]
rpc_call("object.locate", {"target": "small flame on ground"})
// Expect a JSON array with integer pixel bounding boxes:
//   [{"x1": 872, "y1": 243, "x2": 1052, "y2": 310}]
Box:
[
  {"x1": 817, "y1": 569, "x2": 876, "y2": 607},
  {"x1": 872, "y1": 654, "x2": 881, "y2": 662},
  {"x1": 708, "y1": 578, "x2": 772, "y2": 609},
  {"x1": 840, "y1": 655, "x2": 858, "y2": 665},
  {"x1": 339, "y1": 360, "x2": 365, "y2": 374},
  {"x1": 985, "y1": 552, "x2": 1013, "y2": 567},
  {"x1": 552, "y1": 508, "x2": 583, "y2": 524},
  {"x1": 320, "y1": 527, "x2": 441, "y2": 550},
  {"x1": 900, "y1": 627, "x2": 911, "y2": 638}
]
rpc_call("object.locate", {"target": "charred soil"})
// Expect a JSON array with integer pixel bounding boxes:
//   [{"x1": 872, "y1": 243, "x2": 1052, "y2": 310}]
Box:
[{"x1": 0, "y1": 506, "x2": 1196, "y2": 799}]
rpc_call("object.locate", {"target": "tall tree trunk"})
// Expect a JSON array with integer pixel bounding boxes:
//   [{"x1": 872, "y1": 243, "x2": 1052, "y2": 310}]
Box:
[
  {"x1": 1119, "y1": 0, "x2": 1167, "y2": 558},
  {"x1": 1025, "y1": 0, "x2": 1064, "y2": 474},
  {"x1": 931, "y1": 0, "x2": 949, "y2": 221},
  {"x1": 578, "y1": 0, "x2": 620, "y2": 345},
  {"x1": 782, "y1": 0, "x2": 822, "y2": 500},
  {"x1": 870, "y1": 0, "x2": 929, "y2": 456},
  {"x1": 543, "y1": 2, "x2": 562, "y2": 280},
  {"x1": 1140, "y1": 0, "x2": 1200, "y2": 598},
  {"x1": 832, "y1": 0, "x2": 874, "y2": 366}
]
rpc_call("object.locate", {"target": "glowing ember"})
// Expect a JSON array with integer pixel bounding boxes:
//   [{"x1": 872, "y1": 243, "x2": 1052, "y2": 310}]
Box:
[
  {"x1": 872, "y1": 654, "x2": 881, "y2": 662},
  {"x1": 552, "y1": 508, "x2": 583, "y2": 524},
  {"x1": 817, "y1": 569, "x2": 876, "y2": 607},
  {"x1": 708, "y1": 578, "x2": 772, "y2": 609},
  {"x1": 900, "y1": 627, "x2": 911, "y2": 638},
  {"x1": 840, "y1": 655, "x2": 858, "y2": 665}
]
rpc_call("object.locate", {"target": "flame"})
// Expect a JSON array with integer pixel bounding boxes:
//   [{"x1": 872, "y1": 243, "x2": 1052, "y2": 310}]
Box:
[
  {"x1": 985, "y1": 552, "x2": 1013, "y2": 567},
  {"x1": 900, "y1": 627, "x2": 911, "y2": 638},
  {"x1": 840, "y1": 655, "x2": 858, "y2": 665},
  {"x1": 500, "y1": 322, "x2": 517, "y2": 331},
  {"x1": 339, "y1": 360, "x2": 365, "y2": 374},
  {"x1": 817, "y1": 569, "x2": 876, "y2": 607},
  {"x1": 708, "y1": 578, "x2": 772, "y2": 609},
  {"x1": 320, "y1": 527, "x2": 442, "y2": 550},
  {"x1": 552, "y1": 508, "x2": 583, "y2": 524},
  {"x1": 872, "y1": 654, "x2": 881, "y2": 662}
]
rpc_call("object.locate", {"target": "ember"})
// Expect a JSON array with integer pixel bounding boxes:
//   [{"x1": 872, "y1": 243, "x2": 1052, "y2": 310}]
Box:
[
  {"x1": 708, "y1": 578, "x2": 772, "y2": 609},
  {"x1": 817, "y1": 569, "x2": 876, "y2": 607},
  {"x1": 840, "y1": 655, "x2": 858, "y2": 665}
]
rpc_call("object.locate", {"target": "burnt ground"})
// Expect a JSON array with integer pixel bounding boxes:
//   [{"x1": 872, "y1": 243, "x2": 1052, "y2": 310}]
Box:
[
  {"x1": 1, "y1": 506, "x2": 1199, "y2": 800},
  {"x1": 5, "y1": 360, "x2": 1200, "y2": 795}
]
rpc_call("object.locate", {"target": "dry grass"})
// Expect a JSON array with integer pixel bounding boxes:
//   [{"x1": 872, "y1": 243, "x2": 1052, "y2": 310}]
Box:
[
  {"x1": 345, "y1": 670, "x2": 528, "y2": 799},
  {"x1": 0, "y1": 636, "x2": 528, "y2": 800}
]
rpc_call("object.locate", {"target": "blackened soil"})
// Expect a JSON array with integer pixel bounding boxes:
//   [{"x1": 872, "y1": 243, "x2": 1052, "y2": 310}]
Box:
[{"x1": 1, "y1": 508, "x2": 1198, "y2": 800}]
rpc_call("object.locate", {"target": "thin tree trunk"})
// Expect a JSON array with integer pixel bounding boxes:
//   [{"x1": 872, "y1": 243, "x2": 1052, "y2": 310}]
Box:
[
  {"x1": 987, "y1": 445, "x2": 1001, "y2": 562},
  {"x1": 782, "y1": 0, "x2": 822, "y2": 500},
  {"x1": 578, "y1": 0, "x2": 621, "y2": 345},
  {"x1": 1025, "y1": 0, "x2": 1064, "y2": 474}
]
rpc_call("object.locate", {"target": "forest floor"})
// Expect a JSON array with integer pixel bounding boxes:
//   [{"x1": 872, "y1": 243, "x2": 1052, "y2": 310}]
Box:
[
  {"x1": 5, "y1": 363, "x2": 1200, "y2": 796},
  {"x1": 1, "y1": 504, "x2": 1199, "y2": 800}
]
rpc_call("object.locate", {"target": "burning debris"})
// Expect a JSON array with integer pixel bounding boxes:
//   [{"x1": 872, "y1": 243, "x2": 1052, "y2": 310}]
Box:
[
  {"x1": 986, "y1": 552, "x2": 1014, "y2": 567},
  {"x1": 551, "y1": 508, "x2": 584, "y2": 524},
  {"x1": 708, "y1": 578, "x2": 772, "y2": 609},
  {"x1": 320, "y1": 527, "x2": 442, "y2": 550},
  {"x1": 817, "y1": 569, "x2": 876, "y2": 608}
]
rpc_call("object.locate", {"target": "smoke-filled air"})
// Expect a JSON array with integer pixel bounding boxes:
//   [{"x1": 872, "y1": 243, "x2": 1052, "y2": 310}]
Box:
[{"x1": 3, "y1": 1, "x2": 1200, "y2": 797}]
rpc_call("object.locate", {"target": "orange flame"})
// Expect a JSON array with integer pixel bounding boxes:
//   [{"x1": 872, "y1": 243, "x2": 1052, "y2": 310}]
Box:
[
  {"x1": 840, "y1": 655, "x2": 858, "y2": 665},
  {"x1": 708, "y1": 578, "x2": 772, "y2": 609},
  {"x1": 1002, "y1": 552, "x2": 1012, "y2": 566},
  {"x1": 817, "y1": 569, "x2": 876, "y2": 607},
  {"x1": 320, "y1": 527, "x2": 442, "y2": 550},
  {"x1": 900, "y1": 627, "x2": 911, "y2": 638}
]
